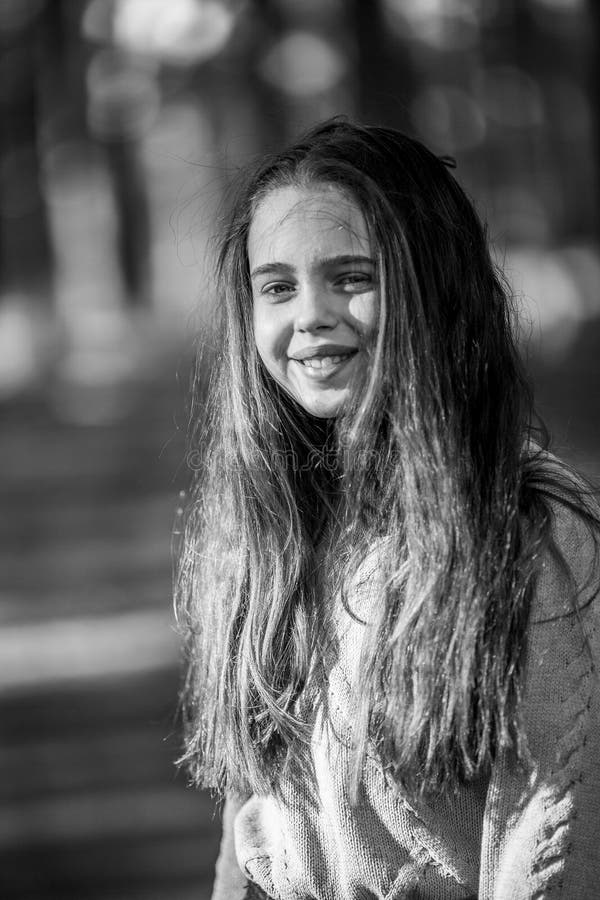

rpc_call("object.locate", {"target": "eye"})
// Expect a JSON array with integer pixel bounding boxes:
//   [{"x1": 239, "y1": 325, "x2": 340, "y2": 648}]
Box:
[
  {"x1": 260, "y1": 281, "x2": 295, "y2": 299},
  {"x1": 336, "y1": 272, "x2": 374, "y2": 292}
]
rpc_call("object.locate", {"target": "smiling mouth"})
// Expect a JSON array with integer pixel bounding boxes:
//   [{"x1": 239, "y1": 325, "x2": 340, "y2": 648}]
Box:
[
  {"x1": 299, "y1": 354, "x2": 352, "y2": 369},
  {"x1": 293, "y1": 352, "x2": 357, "y2": 377}
]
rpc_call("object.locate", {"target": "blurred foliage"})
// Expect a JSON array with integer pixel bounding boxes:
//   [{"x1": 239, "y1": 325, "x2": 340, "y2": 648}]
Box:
[{"x1": 0, "y1": 0, "x2": 598, "y2": 403}]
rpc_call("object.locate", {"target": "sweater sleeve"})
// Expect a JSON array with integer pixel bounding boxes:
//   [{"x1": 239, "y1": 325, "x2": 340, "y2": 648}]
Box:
[
  {"x1": 479, "y1": 501, "x2": 600, "y2": 899},
  {"x1": 211, "y1": 792, "x2": 270, "y2": 900}
]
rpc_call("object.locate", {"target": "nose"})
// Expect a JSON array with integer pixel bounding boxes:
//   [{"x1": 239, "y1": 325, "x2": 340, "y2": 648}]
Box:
[{"x1": 294, "y1": 283, "x2": 337, "y2": 332}]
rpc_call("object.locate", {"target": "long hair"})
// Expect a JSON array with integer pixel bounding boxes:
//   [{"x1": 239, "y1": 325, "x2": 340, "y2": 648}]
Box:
[{"x1": 176, "y1": 118, "x2": 598, "y2": 800}]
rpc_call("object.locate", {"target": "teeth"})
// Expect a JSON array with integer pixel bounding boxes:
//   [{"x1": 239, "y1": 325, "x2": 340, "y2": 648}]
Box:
[{"x1": 301, "y1": 355, "x2": 348, "y2": 369}]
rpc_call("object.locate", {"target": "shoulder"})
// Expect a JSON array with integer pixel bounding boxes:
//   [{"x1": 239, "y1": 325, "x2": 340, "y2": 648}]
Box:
[
  {"x1": 526, "y1": 448, "x2": 600, "y2": 624},
  {"x1": 518, "y1": 452, "x2": 600, "y2": 758},
  {"x1": 518, "y1": 450, "x2": 600, "y2": 749},
  {"x1": 480, "y1": 456, "x2": 600, "y2": 895}
]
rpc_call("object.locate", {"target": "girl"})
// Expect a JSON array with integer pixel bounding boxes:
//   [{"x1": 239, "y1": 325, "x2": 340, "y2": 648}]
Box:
[{"x1": 176, "y1": 119, "x2": 600, "y2": 899}]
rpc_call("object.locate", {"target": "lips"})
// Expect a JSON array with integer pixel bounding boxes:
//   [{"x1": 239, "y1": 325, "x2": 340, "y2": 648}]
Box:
[
  {"x1": 290, "y1": 345, "x2": 358, "y2": 379},
  {"x1": 300, "y1": 354, "x2": 350, "y2": 369},
  {"x1": 291, "y1": 344, "x2": 359, "y2": 362}
]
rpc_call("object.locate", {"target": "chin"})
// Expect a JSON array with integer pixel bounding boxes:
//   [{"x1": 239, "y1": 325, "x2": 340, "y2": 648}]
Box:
[
  {"x1": 306, "y1": 407, "x2": 337, "y2": 420},
  {"x1": 300, "y1": 395, "x2": 344, "y2": 419}
]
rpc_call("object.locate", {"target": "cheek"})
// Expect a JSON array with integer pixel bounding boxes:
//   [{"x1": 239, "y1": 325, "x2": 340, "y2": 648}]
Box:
[
  {"x1": 252, "y1": 305, "x2": 269, "y2": 356},
  {"x1": 253, "y1": 306, "x2": 288, "y2": 367},
  {"x1": 348, "y1": 291, "x2": 379, "y2": 336}
]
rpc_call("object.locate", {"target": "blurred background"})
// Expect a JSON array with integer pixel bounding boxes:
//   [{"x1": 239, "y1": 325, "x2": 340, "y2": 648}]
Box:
[{"x1": 1, "y1": 0, "x2": 599, "y2": 898}]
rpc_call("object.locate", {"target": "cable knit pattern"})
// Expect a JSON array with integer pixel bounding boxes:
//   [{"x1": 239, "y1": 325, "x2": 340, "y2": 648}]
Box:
[
  {"x1": 480, "y1": 500, "x2": 600, "y2": 899},
  {"x1": 210, "y1": 499, "x2": 600, "y2": 900}
]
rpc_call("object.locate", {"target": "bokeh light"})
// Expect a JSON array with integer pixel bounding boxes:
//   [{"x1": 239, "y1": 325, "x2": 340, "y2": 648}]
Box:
[
  {"x1": 476, "y1": 66, "x2": 544, "y2": 129},
  {"x1": 113, "y1": 0, "x2": 236, "y2": 66},
  {"x1": 383, "y1": 0, "x2": 481, "y2": 51},
  {"x1": 259, "y1": 31, "x2": 347, "y2": 98},
  {"x1": 86, "y1": 48, "x2": 160, "y2": 140},
  {"x1": 411, "y1": 85, "x2": 486, "y2": 152}
]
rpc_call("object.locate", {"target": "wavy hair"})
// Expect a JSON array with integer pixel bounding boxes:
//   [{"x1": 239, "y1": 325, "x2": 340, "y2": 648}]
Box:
[{"x1": 176, "y1": 118, "x2": 598, "y2": 800}]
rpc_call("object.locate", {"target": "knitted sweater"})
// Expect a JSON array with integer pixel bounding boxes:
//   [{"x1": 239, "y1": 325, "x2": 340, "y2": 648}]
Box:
[{"x1": 210, "y1": 497, "x2": 600, "y2": 900}]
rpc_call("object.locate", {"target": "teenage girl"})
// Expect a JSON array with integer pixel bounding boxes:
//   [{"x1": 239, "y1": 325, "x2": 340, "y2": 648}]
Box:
[{"x1": 176, "y1": 119, "x2": 600, "y2": 899}]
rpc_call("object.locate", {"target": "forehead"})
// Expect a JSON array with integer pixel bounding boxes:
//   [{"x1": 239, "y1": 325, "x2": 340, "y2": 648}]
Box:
[{"x1": 247, "y1": 184, "x2": 371, "y2": 265}]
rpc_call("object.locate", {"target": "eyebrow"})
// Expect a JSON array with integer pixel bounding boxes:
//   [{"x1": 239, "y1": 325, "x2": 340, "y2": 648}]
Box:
[{"x1": 250, "y1": 254, "x2": 375, "y2": 279}]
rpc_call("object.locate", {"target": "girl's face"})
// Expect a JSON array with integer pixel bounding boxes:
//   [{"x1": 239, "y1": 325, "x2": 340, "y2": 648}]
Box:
[{"x1": 249, "y1": 184, "x2": 379, "y2": 419}]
